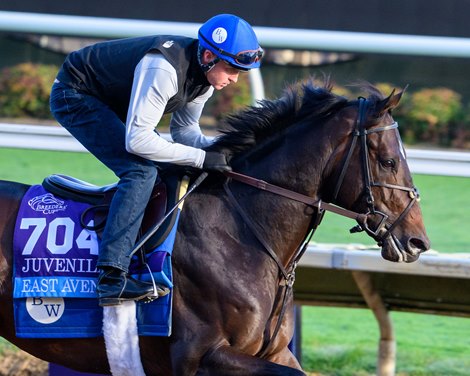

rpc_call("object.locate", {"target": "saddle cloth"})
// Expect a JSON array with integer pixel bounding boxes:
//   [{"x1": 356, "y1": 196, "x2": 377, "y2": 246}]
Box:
[{"x1": 12, "y1": 180, "x2": 185, "y2": 338}]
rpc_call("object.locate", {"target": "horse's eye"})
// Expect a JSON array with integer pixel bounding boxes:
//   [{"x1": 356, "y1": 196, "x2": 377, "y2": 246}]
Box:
[{"x1": 381, "y1": 159, "x2": 396, "y2": 169}]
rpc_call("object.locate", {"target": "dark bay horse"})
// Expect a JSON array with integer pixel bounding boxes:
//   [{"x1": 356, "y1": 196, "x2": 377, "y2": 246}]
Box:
[{"x1": 0, "y1": 80, "x2": 430, "y2": 375}]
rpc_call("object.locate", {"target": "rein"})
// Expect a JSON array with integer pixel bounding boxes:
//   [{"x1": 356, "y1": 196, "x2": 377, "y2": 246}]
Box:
[
  {"x1": 225, "y1": 170, "x2": 367, "y2": 223},
  {"x1": 221, "y1": 97, "x2": 420, "y2": 357}
]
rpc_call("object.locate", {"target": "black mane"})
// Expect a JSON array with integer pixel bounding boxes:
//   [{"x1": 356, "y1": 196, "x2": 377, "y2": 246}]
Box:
[{"x1": 207, "y1": 78, "x2": 350, "y2": 155}]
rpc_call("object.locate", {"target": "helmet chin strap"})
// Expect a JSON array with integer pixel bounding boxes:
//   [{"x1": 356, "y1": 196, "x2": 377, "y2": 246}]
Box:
[
  {"x1": 197, "y1": 45, "x2": 220, "y2": 73},
  {"x1": 201, "y1": 58, "x2": 220, "y2": 73}
]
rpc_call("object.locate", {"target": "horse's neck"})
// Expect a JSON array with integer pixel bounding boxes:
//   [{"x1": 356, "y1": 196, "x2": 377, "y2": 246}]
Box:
[{"x1": 231, "y1": 142, "x2": 327, "y2": 266}]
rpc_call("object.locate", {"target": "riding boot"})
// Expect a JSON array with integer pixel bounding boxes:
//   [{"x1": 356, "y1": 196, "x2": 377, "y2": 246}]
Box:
[{"x1": 96, "y1": 267, "x2": 170, "y2": 307}]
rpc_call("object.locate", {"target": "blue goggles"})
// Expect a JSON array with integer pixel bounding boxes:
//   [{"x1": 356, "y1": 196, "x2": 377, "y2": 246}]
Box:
[{"x1": 199, "y1": 32, "x2": 264, "y2": 66}]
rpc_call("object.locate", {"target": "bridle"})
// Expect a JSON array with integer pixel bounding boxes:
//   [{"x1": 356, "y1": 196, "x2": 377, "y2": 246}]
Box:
[
  {"x1": 222, "y1": 96, "x2": 420, "y2": 356},
  {"x1": 332, "y1": 97, "x2": 420, "y2": 243},
  {"x1": 225, "y1": 97, "x2": 420, "y2": 250}
]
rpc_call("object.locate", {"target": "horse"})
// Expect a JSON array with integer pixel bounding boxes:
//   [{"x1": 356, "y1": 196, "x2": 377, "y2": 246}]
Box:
[{"x1": 0, "y1": 79, "x2": 430, "y2": 375}]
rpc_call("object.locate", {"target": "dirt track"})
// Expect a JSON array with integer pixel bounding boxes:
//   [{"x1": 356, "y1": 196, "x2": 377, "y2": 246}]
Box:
[
  {"x1": 0, "y1": 350, "x2": 47, "y2": 376},
  {"x1": 0, "y1": 349, "x2": 321, "y2": 375}
]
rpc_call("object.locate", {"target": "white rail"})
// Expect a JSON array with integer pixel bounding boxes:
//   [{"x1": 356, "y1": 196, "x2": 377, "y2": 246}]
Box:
[
  {"x1": 2, "y1": 10, "x2": 469, "y2": 104},
  {"x1": 2, "y1": 10, "x2": 470, "y2": 58},
  {"x1": 302, "y1": 244, "x2": 470, "y2": 279},
  {"x1": 406, "y1": 148, "x2": 470, "y2": 177},
  {"x1": 1, "y1": 122, "x2": 469, "y2": 177},
  {"x1": 0, "y1": 123, "x2": 169, "y2": 153}
]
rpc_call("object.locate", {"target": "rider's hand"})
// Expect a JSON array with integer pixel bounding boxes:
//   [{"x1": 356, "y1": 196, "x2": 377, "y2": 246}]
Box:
[{"x1": 203, "y1": 151, "x2": 232, "y2": 172}]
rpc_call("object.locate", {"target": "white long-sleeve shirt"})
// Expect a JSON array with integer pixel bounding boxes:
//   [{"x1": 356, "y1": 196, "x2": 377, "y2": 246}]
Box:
[{"x1": 125, "y1": 52, "x2": 214, "y2": 168}]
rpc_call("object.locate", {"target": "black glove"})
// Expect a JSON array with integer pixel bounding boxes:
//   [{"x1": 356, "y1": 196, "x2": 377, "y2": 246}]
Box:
[{"x1": 203, "y1": 151, "x2": 232, "y2": 172}]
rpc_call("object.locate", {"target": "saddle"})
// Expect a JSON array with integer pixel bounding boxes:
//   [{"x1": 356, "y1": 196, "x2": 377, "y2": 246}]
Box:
[{"x1": 42, "y1": 172, "x2": 185, "y2": 252}]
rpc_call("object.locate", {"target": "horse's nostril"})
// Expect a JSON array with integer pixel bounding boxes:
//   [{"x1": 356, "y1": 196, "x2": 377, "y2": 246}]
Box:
[{"x1": 408, "y1": 237, "x2": 430, "y2": 252}]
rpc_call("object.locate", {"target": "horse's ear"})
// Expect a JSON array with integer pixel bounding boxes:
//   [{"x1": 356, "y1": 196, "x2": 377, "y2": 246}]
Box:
[{"x1": 377, "y1": 86, "x2": 407, "y2": 114}]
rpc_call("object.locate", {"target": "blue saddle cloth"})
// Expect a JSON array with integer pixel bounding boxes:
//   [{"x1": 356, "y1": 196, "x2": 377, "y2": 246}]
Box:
[{"x1": 13, "y1": 184, "x2": 177, "y2": 338}]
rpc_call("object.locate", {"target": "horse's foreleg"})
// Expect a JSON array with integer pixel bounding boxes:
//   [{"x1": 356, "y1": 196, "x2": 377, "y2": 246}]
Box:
[{"x1": 197, "y1": 345, "x2": 305, "y2": 376}]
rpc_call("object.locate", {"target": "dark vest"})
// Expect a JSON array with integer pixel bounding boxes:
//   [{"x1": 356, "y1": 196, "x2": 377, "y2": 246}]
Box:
[{"x1": 56, "y1": 36, "x2": 211, "y2": 122}]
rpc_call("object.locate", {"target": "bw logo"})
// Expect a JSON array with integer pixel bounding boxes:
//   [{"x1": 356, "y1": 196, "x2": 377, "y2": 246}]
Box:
[{"x1": 26, "y1": 297, "x2": 65, "y2": 324}]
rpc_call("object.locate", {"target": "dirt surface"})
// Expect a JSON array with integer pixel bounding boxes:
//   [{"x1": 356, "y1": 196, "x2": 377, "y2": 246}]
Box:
[
  {"x1": 0, "y1": 349, "x2": 323, "y2": 375},
  {"x1": 0, "y1": 349, "x2": 48, "y2": 376}
]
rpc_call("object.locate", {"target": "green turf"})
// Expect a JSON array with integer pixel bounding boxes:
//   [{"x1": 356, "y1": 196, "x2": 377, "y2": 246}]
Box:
[
  {"x1": 0, "y1": 148, "x2": 116, "y2": 185},
  {"x1": 302, "y1": 306, "x2": 470, "y2": 376}
]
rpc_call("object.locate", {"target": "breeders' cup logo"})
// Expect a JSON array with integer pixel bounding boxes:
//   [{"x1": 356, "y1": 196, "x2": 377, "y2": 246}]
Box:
[{"x1": 28, "y1": 193, "x2": 67, "y2": 214}]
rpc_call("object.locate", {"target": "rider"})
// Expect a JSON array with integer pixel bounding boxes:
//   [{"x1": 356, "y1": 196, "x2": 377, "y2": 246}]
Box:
[{"x1": 49, "y1": 14, "x2": 263, "y2": 306}]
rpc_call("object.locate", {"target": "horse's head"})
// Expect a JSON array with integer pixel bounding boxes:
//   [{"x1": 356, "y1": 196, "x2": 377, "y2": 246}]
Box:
[
  {"x1": 325, "y1": 87, "x2": 430, "y2": 262},
  {"x1": 210, "y1": 79, "x2": 430, "y2": 264}
]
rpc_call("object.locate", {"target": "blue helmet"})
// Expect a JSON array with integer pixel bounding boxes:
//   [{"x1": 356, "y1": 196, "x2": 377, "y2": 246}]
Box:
[{"x1": 198, "y1": 14, "x2": 263, "y2": 71}]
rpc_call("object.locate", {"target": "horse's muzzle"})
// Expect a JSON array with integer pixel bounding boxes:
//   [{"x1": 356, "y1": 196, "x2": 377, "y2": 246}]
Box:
[{"x1": 380, "y1": 232, "x2": 430, "y2": 263}]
